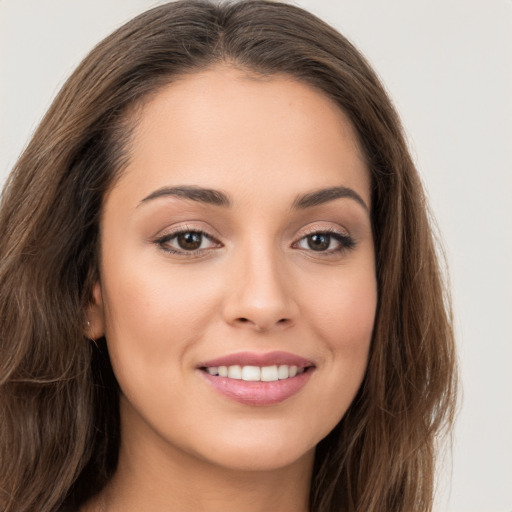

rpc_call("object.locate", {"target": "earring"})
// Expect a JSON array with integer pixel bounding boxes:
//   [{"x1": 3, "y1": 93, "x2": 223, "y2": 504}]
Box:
[{"x1": 86, "y1": 321, "x2": 99, "y2": 347}]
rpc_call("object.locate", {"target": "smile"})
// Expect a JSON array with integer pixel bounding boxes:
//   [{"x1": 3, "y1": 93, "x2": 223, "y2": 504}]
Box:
[{"x1": 197, "y1": 352, "x2": 315, "y2": 406}]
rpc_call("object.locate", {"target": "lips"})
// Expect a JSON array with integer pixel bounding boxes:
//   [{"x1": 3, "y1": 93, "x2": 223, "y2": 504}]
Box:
[{"x1": 197, "y1": 351, "x2": 315, "y2": 406}]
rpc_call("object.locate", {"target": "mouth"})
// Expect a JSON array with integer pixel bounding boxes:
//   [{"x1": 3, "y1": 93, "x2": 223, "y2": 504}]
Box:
[{"x1": 197, "y1": 351, "x2": 315, "y2": 406}]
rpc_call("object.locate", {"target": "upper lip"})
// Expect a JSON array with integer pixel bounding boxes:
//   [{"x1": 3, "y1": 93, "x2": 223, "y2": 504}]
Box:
[{"x1": 197, "y1": 351, "x2": 315, "y2": 369}]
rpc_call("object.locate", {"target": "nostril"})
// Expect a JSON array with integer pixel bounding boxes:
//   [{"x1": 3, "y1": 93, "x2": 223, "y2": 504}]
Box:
[{"x1": 231, "y1": 315, "x2": 294, "y2": 330}]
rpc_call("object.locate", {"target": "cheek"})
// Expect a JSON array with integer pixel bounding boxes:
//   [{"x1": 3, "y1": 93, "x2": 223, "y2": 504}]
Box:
[
  {"x1": 303, "y1": 260, "x2": 377, "y2": 351},
  {"x1": 103, "y1": 251, "x2": 219, "y2": 332},
  {"x1": 323, "y1": 285, "x2": 376, "y2": 350},
  {"x1": 300, "y1": 262, "x2": 377, "y2": 416},
  {"x1": 99, "y1": 260, "x2": 223, "y2": 437},
  {"x1": 99, "y1": 251, "x2": 222, "y2": 383}
]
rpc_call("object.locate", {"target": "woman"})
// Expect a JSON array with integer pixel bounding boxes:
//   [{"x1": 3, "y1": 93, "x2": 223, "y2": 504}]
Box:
[{"x1": 0, "y1": 1, "x2": 457, "y2": 511}]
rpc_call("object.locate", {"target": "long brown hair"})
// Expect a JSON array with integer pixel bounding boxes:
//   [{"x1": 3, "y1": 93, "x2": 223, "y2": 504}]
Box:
[{"x1": 0, "y1": 1, "x2": 457, "y2": 510}]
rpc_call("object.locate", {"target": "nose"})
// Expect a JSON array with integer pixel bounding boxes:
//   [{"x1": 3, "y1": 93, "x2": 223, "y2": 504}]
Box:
[{"x1": 222, "y1": 244, "x2": 298, "y2": 332}]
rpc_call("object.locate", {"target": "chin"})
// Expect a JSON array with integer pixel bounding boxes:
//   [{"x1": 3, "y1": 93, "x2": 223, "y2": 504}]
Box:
[
  {"x1": 198, "y1": 440, "x2": 316, "y2": 473},
  {"x1": 178, "y1": 417, "x2": 332, "y2": 474}
]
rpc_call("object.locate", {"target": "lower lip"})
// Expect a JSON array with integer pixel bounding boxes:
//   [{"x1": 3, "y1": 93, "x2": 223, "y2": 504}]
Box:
[{"x1": 199, "y1": 369, "x2": 313, "y2": 406}]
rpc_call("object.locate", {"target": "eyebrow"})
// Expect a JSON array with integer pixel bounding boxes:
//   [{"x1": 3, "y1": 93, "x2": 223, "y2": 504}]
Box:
[
  {"x1": 140, "y1": 186, "x2": 231, "y2": 207},
  {"x1": 139, "y1": 184, "x2": 368, "y2": 212},
  {"x1": 292, "y1": 186, "x2": 369, "y2": 212}
]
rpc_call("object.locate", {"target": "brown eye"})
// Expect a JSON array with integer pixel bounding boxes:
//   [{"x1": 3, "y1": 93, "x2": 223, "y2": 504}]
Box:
[
  {"x1": 307, "y1": 233, "x2": 331, "y2": 251},
  {"x1": 294, "y1": 230, "x2": 355, "y2": 254},
  {"x1": 177, "y1": 232, "x2": 203, "y2": 250},
  {"x1": 156, "y1": 229, "x2": 220, "y2": 254}
]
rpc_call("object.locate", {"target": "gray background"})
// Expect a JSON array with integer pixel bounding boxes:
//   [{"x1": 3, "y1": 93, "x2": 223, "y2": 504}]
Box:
[{"x1": 1, "y1": 1, "x2": 511, "y2": 510}]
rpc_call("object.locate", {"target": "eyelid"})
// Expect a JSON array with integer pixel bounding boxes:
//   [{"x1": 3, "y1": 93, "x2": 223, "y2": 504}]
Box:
[
  {"x1": 294, "y1": 223, "x2": 352, "y2": 244},
  {"x1": 297, "y1": 223, "x2": 350, "y2": 238},
  {"x1": 151, "y1": 221, "x2": 355, "y2": 257},
  {"x1": 153, "y1": 224, "x2": 223, "y2": 256},
  {"x1": 152, "y1": 221, "x2": 221, "y2": 242},
  {"x1": 291, "y1": 224, "x2": 356, "y2": 254}
]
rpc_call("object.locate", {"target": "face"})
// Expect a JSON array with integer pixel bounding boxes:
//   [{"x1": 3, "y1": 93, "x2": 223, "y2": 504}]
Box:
[{"x1": 89, "y1": 66, "x2": 377, "y2": 473}]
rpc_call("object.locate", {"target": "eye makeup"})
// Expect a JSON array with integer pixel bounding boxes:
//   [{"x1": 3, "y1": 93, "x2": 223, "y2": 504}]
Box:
[
  {"x1": 292, "y1": 226, "x2": 355, "y2": 254},
  {"x1": 152, "y1": 224, "x2": 356, "y2": 259}
]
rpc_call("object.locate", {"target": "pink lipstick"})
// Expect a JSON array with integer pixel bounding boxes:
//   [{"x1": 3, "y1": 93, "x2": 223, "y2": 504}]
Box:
[{"x1": 197, "y1": 351, "x2": 315, "y2": 406}]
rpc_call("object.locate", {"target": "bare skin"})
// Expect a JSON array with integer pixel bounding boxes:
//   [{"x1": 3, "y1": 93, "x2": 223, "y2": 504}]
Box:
[{"x1": 84, "y1": 66, "x2": 376, "y2": 511}]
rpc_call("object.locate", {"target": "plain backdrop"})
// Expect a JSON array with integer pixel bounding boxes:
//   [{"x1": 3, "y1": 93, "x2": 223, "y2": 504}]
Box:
[{"x1": 1, "y1": 1, "x2": 511, "y2": 511}]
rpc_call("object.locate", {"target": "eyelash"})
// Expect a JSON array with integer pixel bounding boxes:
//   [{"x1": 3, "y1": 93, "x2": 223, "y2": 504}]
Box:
[
  {"x1": 154, "y1": 228, "x2": 221, "y2": 257},
  {"x1": 292, "y1": 227, "x2": 355, "y2": 254},
  {"x1": 154, "y1": 227, "x2": 355, "y2": 257}
]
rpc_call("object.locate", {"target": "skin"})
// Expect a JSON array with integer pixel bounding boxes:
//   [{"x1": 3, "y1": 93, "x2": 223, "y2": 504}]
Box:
[{"x1": 86, "y1": 66, "x2": 377, "y2": 512}]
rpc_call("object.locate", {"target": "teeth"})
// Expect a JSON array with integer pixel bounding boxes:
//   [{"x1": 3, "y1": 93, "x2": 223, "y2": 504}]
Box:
[
  {"x1": 227, "y1": 365, "x2": 242, "y2": 379},
  {"x1": 241, "y1": 366, "x2": 261, "y2": 381},
  {"x1": 261, "y1": 365, "x2": 278, "y2": 382},
  {"x1": 205, "y1": 364, "x2": 305, "y2": 381},
  {"x1": 277, "y1": 365, "x2": 289, "y2": 379}
]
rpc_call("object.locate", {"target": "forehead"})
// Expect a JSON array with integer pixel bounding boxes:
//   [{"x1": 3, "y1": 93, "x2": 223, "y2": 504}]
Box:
[{"x1": 110, "y1": 65, "x2": 370, "y2": 208}]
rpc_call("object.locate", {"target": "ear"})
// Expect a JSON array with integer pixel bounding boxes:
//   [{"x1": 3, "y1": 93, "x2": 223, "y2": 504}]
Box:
[{"x1": 86, "y1": 282, "x2": 106, "y2": 340}]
